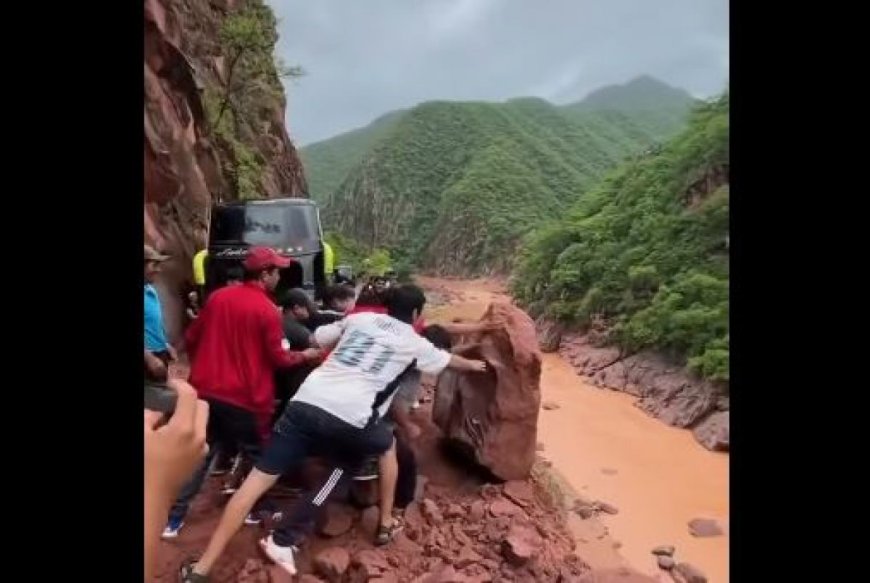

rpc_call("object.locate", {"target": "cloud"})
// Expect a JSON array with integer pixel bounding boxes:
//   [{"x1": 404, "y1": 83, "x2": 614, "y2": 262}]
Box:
[{"x1": 269, "y1": 0, "x2": 729, "y2": 145}]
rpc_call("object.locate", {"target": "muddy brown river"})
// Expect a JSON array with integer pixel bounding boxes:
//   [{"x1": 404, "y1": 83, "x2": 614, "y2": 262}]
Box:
[{"x1": 421, "y1": 277, "x2": 729, "y2": 583}]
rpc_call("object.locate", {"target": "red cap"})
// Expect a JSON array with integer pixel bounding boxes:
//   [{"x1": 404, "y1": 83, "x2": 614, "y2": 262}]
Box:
[{"x1": 243, "y1": 246, "x2": 293, "y2": 271}]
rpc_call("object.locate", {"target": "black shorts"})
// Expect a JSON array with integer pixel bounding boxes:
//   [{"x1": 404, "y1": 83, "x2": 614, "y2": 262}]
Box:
[
  {"x1": 256, "y1": 401, "x2": 393, "y2": 476},
  {"x1": 204, "y1": 398, "x2": 263, "y2": 460}
]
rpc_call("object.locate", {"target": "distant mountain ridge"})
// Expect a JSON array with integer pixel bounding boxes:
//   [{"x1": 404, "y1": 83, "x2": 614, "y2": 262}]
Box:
[{"x1": 301, "y1": 76, "x2": 698, "y2": 274}]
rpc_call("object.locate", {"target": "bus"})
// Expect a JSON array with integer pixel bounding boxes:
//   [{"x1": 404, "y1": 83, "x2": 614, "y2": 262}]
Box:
[{"x1": 204, "y1": 198, "x2": 326, "y2": 301}]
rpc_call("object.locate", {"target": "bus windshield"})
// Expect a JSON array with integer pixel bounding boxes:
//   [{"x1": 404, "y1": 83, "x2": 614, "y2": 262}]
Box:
[{"x1": 210, "y1": 203, "x2": 321, "y2": 254}]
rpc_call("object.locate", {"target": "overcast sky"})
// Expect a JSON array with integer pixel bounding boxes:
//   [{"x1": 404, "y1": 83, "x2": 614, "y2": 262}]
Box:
[{"x1": 268, "y1": 0, "x2": 728, "y2": 146}]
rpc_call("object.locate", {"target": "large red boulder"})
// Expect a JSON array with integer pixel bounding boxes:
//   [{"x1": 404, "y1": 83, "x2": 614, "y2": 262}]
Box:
[{"x1": 432, "y1": 302, "x2": 542, "y2": 480}]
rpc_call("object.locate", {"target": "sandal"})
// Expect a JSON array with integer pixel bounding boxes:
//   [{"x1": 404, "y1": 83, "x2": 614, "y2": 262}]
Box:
[
  {"x1": 179, "y1": 559, "x2": 209, "y2": 583},
  {"x1": 374, "y1": 514, "x2": 404, "y2": 546}
]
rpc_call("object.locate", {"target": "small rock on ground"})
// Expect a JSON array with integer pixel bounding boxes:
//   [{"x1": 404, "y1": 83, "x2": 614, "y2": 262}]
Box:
[
  {"x1": 594, "y1": 500, "x2": 619, "y2": 515},
  {"x1": 688, "y1": 518, "x2": 723, "y2": 537},
  {"x1": 656, "y1": 555, "x2": 675, "y2": 570},
  {"x1": 651, "y1": 545, "x2": 675, "y2": 557},
  {"x1": 672, "y1": 562, "x2": 707, "y2": 583}
]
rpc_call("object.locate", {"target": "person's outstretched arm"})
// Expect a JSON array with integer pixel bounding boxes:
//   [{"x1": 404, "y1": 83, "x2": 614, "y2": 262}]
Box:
[
  {"x1": 447, "y1": 353, "x2": 488, "y2": 373},
  {"x1": 144, "y1": 380, "x2": 208, "y2": 580},
  {"x1": 441, "y1": 321, "x2": 499, "y2": 336}
]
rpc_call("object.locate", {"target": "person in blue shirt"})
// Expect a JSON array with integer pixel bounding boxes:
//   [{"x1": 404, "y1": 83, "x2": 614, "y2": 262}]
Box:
[{"x1": 145, "y1": 245, "x2": 177, "y2": 381}]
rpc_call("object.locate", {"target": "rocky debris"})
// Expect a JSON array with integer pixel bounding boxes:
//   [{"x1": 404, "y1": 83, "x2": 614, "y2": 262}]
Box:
[
  {"x1": 489, "y1": 498, "x2": 523, "y2": 518},
  {"x1": 236, "y1": 559, "x2": 270, "y2": 583},
  {"x1": 542, "y1": 401, "x2": 561, "y2": 411},
  {"x1": 651, "y1": 545, "x2": 675, "y2": 557},
  {"x1": 469, "y1": 500, "x2": 486, "y2": 521},
  {"x1": 536, "y1": 442, "x2": 546, "y2": 452},
  {"x1": 688, "y1": 518, "x2": 723, "y2": 537},
  {"x1": 319, "y1": 504, "x2": 354, "y2": 537},
  {"x1": 576, "y1": 567, "x2": 661, "y2": 582},
  {"x1": 313, "y1": 548, "x2": 350, "y2": 582},
  {"x1": 433, "y1": 302, "x2": 542, "y2": 480},
  {"x1": 422, "y1": 498, "x2": 444, "y2": 524},
  {"x1": 454, "y1": 546, "x2": 484, "y2": 569},
  {"x1": 558, "y1": 333, "x2": 729, "y2": 447},
  {"x1": 445, "y1": 503, "x2": 465, "y2": 519},
  {"x1": 502, "y1": 524, "x2": 543, "y2": 566},
  {"x1": 657, "y1": 555, "x2": 675, "y2": 570},
  {"x1": 594, "y1": 501, "x2": 619, "y2": 515},
  {"x1": 559, "y1": 335, "x2": 622, "y2": 376},
  {"x1": 571, "y1": 497, "x2": 597, "y2": 519},
  {"x1": 671, "y1": 563, "x2": 707, "y2": 583},
  {"x1": 415, "y1": 475, "x2": 430, "y2": 501},
  {"x1": 144, "y1": 0, "x2": 307, "y2": 345},
  {"x1": 154, "y1": 358, "x2": 586, "y2": 583},
  {"x1": 503, "y1": 481, "x2": 536, "y2": 508},
  {"x1": 347, "y1": 549, "x2": 391, "y2": 582},
  {"x1": 574, "y1": 505, "x2": 595, "y2": 519},
  {"x1": 692, "y1": 411, "x2": 729, "y2": 452},
  {"x1": 536, "y1": 317, "x2": 564, "y2": 353}
]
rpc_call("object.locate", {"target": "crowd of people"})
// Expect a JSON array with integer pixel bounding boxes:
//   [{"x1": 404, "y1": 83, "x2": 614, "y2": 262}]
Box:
[{"x1": 143, "y1": 244, "x2": 495, "y2": 581}]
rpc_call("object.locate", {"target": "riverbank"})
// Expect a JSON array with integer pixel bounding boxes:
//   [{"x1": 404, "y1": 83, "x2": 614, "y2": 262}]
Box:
[{"x1": 419, "y1": 276, "x2": 729, "y2": 583}]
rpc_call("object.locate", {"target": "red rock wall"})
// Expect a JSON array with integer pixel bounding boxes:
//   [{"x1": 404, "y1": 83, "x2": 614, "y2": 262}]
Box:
[{"x1": 144, "y1": 0, "x2": 307, "y2": 344}]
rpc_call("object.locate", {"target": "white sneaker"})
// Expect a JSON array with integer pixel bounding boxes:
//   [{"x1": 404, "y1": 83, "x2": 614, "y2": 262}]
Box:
[
  {"x1": 259, "y1": 535, "x2": 298, "y2": 576},
  {"x1": 162, "y1": 518, "x2": 184, "y2": 539}
]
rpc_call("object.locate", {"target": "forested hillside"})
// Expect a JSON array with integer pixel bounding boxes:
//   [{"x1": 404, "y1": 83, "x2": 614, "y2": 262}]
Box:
[
  {"x1": 303, "y1": 77, "x2": 696, "y2": 274},
  {"x1": 512, "y1": 93, "x2": 729, "y2": 381}
]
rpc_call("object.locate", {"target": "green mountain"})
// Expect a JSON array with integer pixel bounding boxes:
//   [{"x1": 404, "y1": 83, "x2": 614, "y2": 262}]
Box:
[
  {"x1": 299, "y1": 110, "x2": 405, "y2": 208},
  {"x1": 567, "y1": 74, "x2": 695, "y2": 112},
  {"x1": 512, "y1": 93, "x2": 729, "y2": 381},
  {"x1": 302, "y1": 76, "x2": 697, "y2": 274}
]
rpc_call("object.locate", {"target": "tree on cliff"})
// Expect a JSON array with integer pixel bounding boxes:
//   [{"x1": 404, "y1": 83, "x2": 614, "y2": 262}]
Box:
[
  {"x1": 205, "y1": 1, "x2": 305, "y2": 200},
  {"x1": 214, "y1": 6, "x2": 304, "y2": 129}
]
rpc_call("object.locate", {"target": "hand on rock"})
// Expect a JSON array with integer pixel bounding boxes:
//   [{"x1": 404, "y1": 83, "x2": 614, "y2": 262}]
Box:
[{"x1": 468, "y1": 359, "x2": 488, "y2": 373}]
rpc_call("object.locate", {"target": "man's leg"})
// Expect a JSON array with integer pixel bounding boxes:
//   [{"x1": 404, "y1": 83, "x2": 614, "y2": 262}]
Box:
[
  {"x1": 271, "y1": 465, "x2": 355, "y2": 548},
  {"x1": 222, "y1": 402, "x2": 275, "y2": 516},
  {"x1": 191, "y1": 469, "x2": 281, "y2": 575},
  {"x1": 377, "y1": 441, "x2": 399, "y2": 529},
  {"x1": 165, "y1": 399, "x2": 228, "y2": 534},
  {"x1": 188, "y1": 403, "x2": 313, "y2": 578},
  {"x1": 393, "y1": 433, "x2": 417, "y2": 510},
  {"x1": 166, "y1": 446, "x2": 217, "y2": 533}
]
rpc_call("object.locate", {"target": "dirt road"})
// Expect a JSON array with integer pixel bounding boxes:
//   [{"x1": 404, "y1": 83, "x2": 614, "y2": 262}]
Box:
[{"x1": 420, "y1": 276, "x2": 729, "y2": 583}]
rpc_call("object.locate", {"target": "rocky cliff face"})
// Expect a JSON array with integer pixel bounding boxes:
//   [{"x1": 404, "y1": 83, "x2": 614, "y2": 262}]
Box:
[{"x1": 144, "y1": 0, "x2": 306, "y2": 343}]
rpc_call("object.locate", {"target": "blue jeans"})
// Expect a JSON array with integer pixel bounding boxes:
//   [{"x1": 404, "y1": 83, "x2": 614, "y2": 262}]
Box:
[{"x1": 256, "y1": 401, "x2": 394, "y2": 547}]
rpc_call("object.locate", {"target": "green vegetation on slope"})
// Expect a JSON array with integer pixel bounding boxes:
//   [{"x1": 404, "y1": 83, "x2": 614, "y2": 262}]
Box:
[
  {"x1": 511, "y1": 93, "x2": 729, "y2": 382},
  {"x1": 304, "y1": 77, "x2": 694, "y2": 274},
  {"x1": 300, "y1": 111, "x2": 404, "y2": 203}
]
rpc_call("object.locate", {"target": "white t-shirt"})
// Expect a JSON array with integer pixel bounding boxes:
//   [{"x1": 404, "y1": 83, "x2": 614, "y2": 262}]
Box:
[{"x1": 292, "y1": 312, "x2": 452, "y2": 428}]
